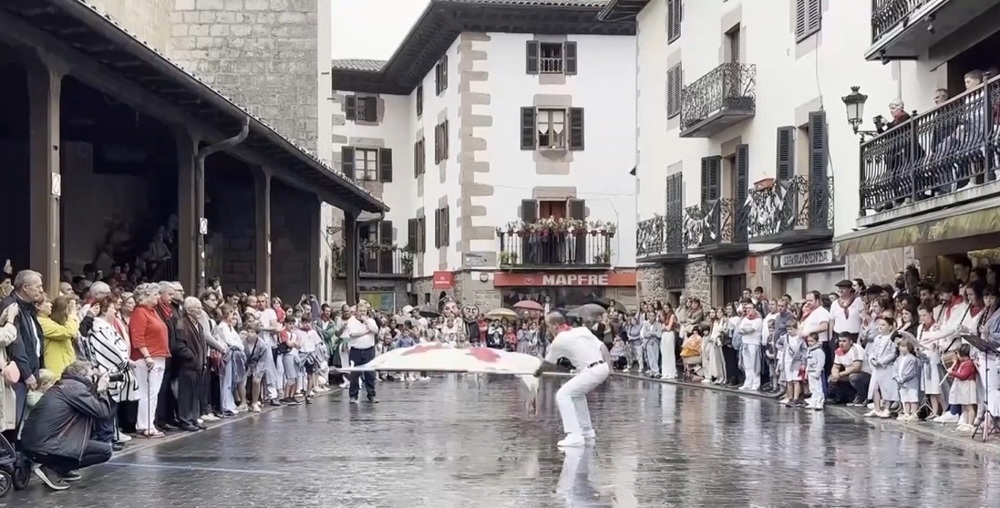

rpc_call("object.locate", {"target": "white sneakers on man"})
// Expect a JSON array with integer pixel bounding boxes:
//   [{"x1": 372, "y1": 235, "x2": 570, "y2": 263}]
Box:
[{"x1": 557, "y1": 433, "x2": 586, "y2": 448}]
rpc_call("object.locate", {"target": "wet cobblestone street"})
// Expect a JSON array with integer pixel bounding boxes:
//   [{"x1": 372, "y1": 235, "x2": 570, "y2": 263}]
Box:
[{"x1": 8, "y1": 376, "x2": 1000, "y2": 507}]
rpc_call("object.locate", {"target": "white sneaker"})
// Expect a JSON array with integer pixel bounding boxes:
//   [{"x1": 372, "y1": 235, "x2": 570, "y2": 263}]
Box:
[
  {"x1": 202, "y1": 414, "x2": 219, "y2": 422},
  {"x1": 866, "y1": 402, "x2": 875, "y2": 410},
  {"x1": 863, "y1": 410, "x2": 878, "y2": 417},
  {"x1": 896, "y1": 414, "x2": 908, "y2": 421},
  {"x1": 779, "y1": 397, "x2": 790, "y2": 405},
  {"x1": 936, "y1": 413, "x2": 960, "y2": 424},
  {"x1": 557, "y1": 433, "x2": 586, "y2": 448},
  {"x1": 118, "y1": 433, "x2": 132, "y2": 442}
]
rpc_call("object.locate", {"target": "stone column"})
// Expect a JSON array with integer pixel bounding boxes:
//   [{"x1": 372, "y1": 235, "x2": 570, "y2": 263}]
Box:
[
  {"x1": 254, "y1": 168, "x2": 272, "y2": 294},
  {"x1": 25, "y1": 53, "x2": 63, "y2": 295},
  {"x1": 308, "y1": 197, "x2": 322, "y2": 297},
  {"x1": 343, "y1": 212, "x2": 359, "y2": 305},
  {"x1": 176, "y1": 130, "x2": 198, "y2": 293}
]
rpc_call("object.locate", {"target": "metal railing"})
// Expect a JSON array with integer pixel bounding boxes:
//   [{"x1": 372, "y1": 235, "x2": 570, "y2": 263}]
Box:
[
  {"x1": 636, "y1": 214, "x2": 684, "y2": 258},
  {"x1": 497, "y1": 229, "x2": 613, "y2": 267},
  {"x1": 681, "y1": 204, "x2": 704, "y2": 251},
  {"x1": 335, "y1": 246, "x2": 412, "y2": 277},
  {"x1": 745, "y1": 175, "x2": 834, "y2": 238},
  {"x1": 870, "y1": 0, "x2": 930, "y2": 45},
  {"x1": 859, "y1": 77, "x2": 1000, "y2": 215},
  {"x1": 682, "y1": 199, "x2": 748, "y2": 249},
  {"x1": 680, "y1": 63, "x2": 756, "y2": 130},
  {"x1": 540, "y1": 56, "x2": 563, "y2": 74}
]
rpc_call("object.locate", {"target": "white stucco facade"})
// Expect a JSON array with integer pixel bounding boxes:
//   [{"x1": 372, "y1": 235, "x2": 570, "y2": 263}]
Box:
[{"x1": 332, "y1": 31, "x2": 637, "y2": 277}]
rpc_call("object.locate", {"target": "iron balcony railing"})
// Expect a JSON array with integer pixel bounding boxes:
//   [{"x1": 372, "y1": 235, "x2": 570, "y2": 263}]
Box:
[
  {"x1": 681, "y1": 204, "x2": 703, "y2": 251},
  {"x1": 870, "y1": 0, "x2": 931, "y2": 46},
  {"x1": 859, "y1": 76, "x2": 1000, "y2": 216},
  {"x1": 636, "y1": 214, "x2": 684, "y2": 259},
  {"x1": 497, "y1": 226, "x2": 614, "y2": 268},
  {"x1": 745, "y1": 175, "x2": 834, "y2": 239},
  {"x1": 336, "y1": 244, "x2": 413, "y2": 277},
  {"x1": 682, "y1": 199, "x2": 748, "y2": 250},
  {"x1": 680, "y1": 63, "x2": 756, "y2": 131}
]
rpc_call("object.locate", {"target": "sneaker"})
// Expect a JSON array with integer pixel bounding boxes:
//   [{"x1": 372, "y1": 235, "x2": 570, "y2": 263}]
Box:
[
  {"x1": 863, "y1": 410, "x2": 878, "y2": 417},
  {"x1": 118, "y1": 433, "x2": 132, "y2": 442},
  {"x1": 60, "y1": 470, "x2": 82, "y2": 482},
  {"x1": 896, "y1": 414, "x2": 908, "y2": 421},
  {"x1": 813, "y1": 404, "x2": 824, "y2": 411},
  {"x1": 350, "y1": 397, "x2": 360, "y2": 404},
  {"x1": 866, "y1": 402, "x2": 875, "y2": 410},
  {"x1": 557, "y1": 433, "x2": 586, "y2": 448},
  {"x1": 202, "y1": 414, "x2": 219, "y2": 422},
  {"x1": 848, "y1": 397, "x2": 865, "y2": 407},
  {"x1": 112, "y1": 442, "x2": 125, "y2": 452},
  {"x1": 368, "y1": 397, "x2": 379, "y2": 404},
  {"x1": 936, "y1": 413, "x2": 960, "y2": 424},
  {"x1": 34, "y1": 466, "x2": 70, "y2": 491},
  {"x1": 196, "y1": 418, "x2": 205, "y2": 425},
  {"x1": 877, "y1": 410, "x2": 892, "y2": 419},
  {"x1": 957, "y1": 423, "x2": 976, "y2": 432}
]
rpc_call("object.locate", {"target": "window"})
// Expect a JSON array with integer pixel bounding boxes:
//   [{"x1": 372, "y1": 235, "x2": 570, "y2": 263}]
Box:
[
  {"x1": 434, "y1": 206, "x2": 450, "y2": 248},
  {"x1": 795, "y1": 0, "x2": 821, "y2": 42},
  {"x1": 526, "y1": 41, "x2": 578, "y2": 75},
  {"x1": 434, "y1": 56, "x2": 448, "y2": 95},
  {"x1": 538, "y1": 200, "x2": 567, "y2": 220},
  {"x1": 416, "y1": 85, "x2": 423, "y2": 117},
  {"x1": 667, "y1": 64, "x2": 682, "y2": 119},
  {"x1": 434, "y1": 120, "x2": 449, "y2": 163},
  {"x1": 667, "y1": 0, "x2": 682, "y2": 43},
  {"x1": 414, "y1": 137, "x2": 426, "y2": 177},
  {"x1": 726, "y1": 26, "x2": 740, "y2": 63},
  {"x1": 520, "y1": 107, "x2": 585, "y2": 151},
  {"x1": 340, "y1": 147, "x2": 393, "y2": 182},
  {"x1": 408, "y1": 215, "x2": 427, "y2": 253},
  {"x1": 699, "y1": 156, "x2": 721, "y2": 202},
  {"x1": 346, "y1": 96, "x2": 377, "y2": 122}
]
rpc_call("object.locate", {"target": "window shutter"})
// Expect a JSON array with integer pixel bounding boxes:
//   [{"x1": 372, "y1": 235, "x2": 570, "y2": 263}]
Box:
[
  {"x1": 520, "y1": 107, "x2": 537, "y2": 150},
  {"x1": 568, "y1": 199, "x2": 586, "y2": 263},
  {"x1": 345, "y1": 96, "x2": 357, "y2": 121},
  {"x1": 443, "y1": 120, "x2": 449, "y2": 160},
  {"x1": 564, "y1": 42, "x2": 578, "y2": 75},
  {"x1": 341, "y1": 147, "x2": 355, "y2": 180},
  {"x1": 700, "y1": 156, "x2": 721, "y2": 202},
  {"x1": 443, "y1": 206, "x2": 450, "y2": 246},
  {"x1": 378, "y1": 148, "x2": 392, "y2": 182},
  {"x1": 568, "y1": 107, "x2": 585, "y2": 151},
  {"x1": 420, "y1": 139, "x2": 426, "y2": 173},
  {"x1": 441, "y1": 55, "x2": 449, "y2": 92},
  {"x1": 378, "y1": 221, "x2": 394, "y2": 273},
  {"x1": 734, "y1": 145, "x2": 749, "y2": 243},
  {"x1": 363, "y1": 97, "x2": 378, "y2": 122},
  {"x1": 526, "y1": 41, "x2": 540, "y2": 74},
  {"x1": 808, "y1": 110, "x2": 828, "y2": 229},
  {"x1": 413, "y1": 141, "x2": 420, "y2": 178},
  {"x1": 667, "y1": 65, "x2": 682, "y2": 119},
  {"x1": 407, "y1": 218, "x2": 418, "y2": 252},
  {"x1": 667, "y1": 0, "x2": 681, "y2": 43},
  {"x1": 434, "y1": 124, "x2": 441, "y2": 164},
  {"x1": 416, "y1": 85, "x2": 423, "y2": 116},
  {"x1": 807, "y1": 0, "x2": 822, "y2": 34},
  {"x1": 417, "y1": 216, "x2": 426, "y2": 252},
  {"x1": 434, "y1": 208, "x2": 442, "y2": 248},
  {"x1": 521, "y1": 199, "x2": 538, "y2": 223},
  {"x1": 666, "y1": 174, "x2": 683, "y2": 250},
  {"x1": 776, "y1": 126, "x2": 795, "y2": 180}
]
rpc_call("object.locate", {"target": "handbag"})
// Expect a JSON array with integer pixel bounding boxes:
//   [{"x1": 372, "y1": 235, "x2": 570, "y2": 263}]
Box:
[{"x1": 3, "y1": 361, "x2": 19, "y2": 384}]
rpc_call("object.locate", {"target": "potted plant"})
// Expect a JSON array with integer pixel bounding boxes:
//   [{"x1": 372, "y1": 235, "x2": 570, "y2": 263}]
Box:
[
  {"x1": 593, "y1": 250, "x2": 611, "y2": 264},
  {"x1": 401, "y1": 253, "x2": 413, "y2": 274},
  {"x1": 500, "y1": 251, "x2": 518, "y2": 265},
  {"x1": 588, "y1": 220, "x2": 599, "y2": 236},
  {"x1": 604, "y1": 223, "x2": 617, "y2": 238}
]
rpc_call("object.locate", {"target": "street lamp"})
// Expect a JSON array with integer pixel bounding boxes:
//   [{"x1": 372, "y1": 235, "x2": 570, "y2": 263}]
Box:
[{"x1": 841, "y1": 86, "x2": 884, "y2": 141}]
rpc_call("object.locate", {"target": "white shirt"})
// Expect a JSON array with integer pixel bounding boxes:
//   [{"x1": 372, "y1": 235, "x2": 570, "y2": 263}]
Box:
[
  {"x1": 259, "y1": 308, "x2": 279, "y2": 347},
  {"x1": 545, "y1": 327, "x2": 604, "y2": 370},
  {"x1": 830, "y1": 298, "x2": 865, "y2": 334},
  {"x1": 216, "y1": 322, "x2": 243, "y2": 349},
  {"x1": 346, "y1": 315, "x2": 378, "y2": 349},
  {"x1": 295, "y1": 328, "x2": 322, "y2": 354},
  {"x1": 738, "y1": 316, "x2": 763, "y2": 346},
  {"x1": 802, "y1": 305, "x2": 832, "y2": 343},
  {"x1": 834, "y1": 343, "x2": 870, "y2": 374}
]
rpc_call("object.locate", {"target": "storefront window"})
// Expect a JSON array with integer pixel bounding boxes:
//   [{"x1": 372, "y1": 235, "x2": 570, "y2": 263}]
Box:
[
  {"x1": 502, "y1": 287, "x2": 605, "y2": 309},
  {"x1": 361, "y1": 291, "x2": 396, "y2": 313}
]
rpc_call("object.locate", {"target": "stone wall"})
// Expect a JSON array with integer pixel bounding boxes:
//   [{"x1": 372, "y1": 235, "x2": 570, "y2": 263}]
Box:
[
  {"x1": 90, "y1": 0, "x2": 173, "y2": 54},
  {"x1": 636, "y1": 265, "x2": 666, "y2": 302},
  {"x1": 846, "y1": 246, "x2": 915, "y2": 285},
  {"x1": 206, "y1": 167, "x2": 257, "y2": 292},
  {"x1": 685, "y1": 258, "x2": 711, "y2": 304},
  {"x1": 167, "y1": 0, "x2": 319, "y2": 152}
]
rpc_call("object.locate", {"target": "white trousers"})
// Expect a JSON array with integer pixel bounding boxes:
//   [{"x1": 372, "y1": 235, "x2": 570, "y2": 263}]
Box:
[
  {"x1": 135, "y1": 357, "x2": 166, "y2": 431},
  {"x1": 807, "y1": 373, "x2": 825, "y2": 407},
  {"x1": 556, "y1": 363, "x2": 610, "y2": 435},
  {"x1": 660, "y1": 331, "x2": 677, "y2": 378},
  {"x1": 740, "y1": 344, "x2": 761, "y2": 390},
  {"x1": 263, "y1": 348, "x2": 281, "y2": 399}
]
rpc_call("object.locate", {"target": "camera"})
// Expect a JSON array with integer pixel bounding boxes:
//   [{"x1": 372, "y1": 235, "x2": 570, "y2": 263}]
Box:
[{"x1": 95, "y1": 372, "x2": 125, "y2": 383}]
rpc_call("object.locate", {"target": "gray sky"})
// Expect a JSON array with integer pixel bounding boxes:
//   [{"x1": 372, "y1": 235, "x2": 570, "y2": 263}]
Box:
[{"x1": 332, "y1": 0, "x2": 430, "y2": 60}]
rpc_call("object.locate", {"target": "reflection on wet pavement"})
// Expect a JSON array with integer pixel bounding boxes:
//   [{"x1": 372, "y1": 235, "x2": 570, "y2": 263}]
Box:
[{"x1": 9, "y1": 376, "x2": 1000, "y2": 507}]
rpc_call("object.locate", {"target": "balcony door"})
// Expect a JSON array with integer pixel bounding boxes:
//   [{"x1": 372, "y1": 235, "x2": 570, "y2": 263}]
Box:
[
  {"x1": 539, "y1": 200, "x2": 567, "y2": 220},
  {"x1": 725, "y1": 25, "x2": 742, "y2": 99}
]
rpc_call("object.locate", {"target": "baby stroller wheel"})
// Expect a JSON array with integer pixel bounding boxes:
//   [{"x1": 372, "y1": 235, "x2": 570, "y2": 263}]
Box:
[
  {"x1": 12, "y1": 458, "x2": 30, "y2": 490},
  {"x1": 0, "y1": 470, "x2": 12, "y2": 497}
]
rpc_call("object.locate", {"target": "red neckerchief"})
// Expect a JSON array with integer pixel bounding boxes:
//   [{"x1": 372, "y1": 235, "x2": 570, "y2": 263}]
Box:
[
  {"x1": 922, "y1": 319, "x2": 934, "y2": 331},
  {"x1": 835, "y1": 345, "x2": 848, "y2": 356},
  {"x1": 557, "y1": 324, "x2": 572, "y2": 333},
  {"x1": 157, "y1": 302, "x2": 173, "y2": 318},
  {"x1": 969, "y1": 304, "x2": 985, "y2": 318},
  {"x1": 945, "y1": 295, "x2": 964, "y2": 320},
  {"x1": 800, "y1": 303, "x2": 815, "y2": 322},
  {"x1": 744, "y1": 309, "x2": 761, "y2": 320},
  {"x1": 112, "y1": 316, "x2": 127, "y2": 338},
  {"x1": 837, "y1": 295, "x2": 856, "y2": 320},
  {"x1": 275, "y1": 307, "x2": 286, "y2": 322}
]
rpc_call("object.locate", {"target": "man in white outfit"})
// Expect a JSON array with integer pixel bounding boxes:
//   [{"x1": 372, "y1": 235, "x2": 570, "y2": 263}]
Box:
[
  {"x1": 738, "y1": 299, "x2": 764, "y2": 391},
  {"x1": 534, "y1": 312, "x2": 611, "y2": 448}
]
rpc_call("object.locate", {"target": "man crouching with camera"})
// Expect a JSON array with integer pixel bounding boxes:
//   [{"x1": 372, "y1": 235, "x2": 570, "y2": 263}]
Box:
[{"x1": 20, "y1": 360, "x2": 117, "y2": 491}]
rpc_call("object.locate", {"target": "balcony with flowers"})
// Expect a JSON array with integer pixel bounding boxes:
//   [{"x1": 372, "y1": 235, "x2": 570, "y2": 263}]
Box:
[
  {"x1": 333, "y1": 241, "x2": 413, "y2": 278},
  {"x1": 496, "y1": 218, "x2": 616, "y2": 270}
]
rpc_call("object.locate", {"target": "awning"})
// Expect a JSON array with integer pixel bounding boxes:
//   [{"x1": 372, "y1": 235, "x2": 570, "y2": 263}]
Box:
[
  {"x1": 0, "y1": 0, "x2": 388, "y2": 213},
  {"x1": 835, "y1": 197, "x2": 1000, "y2": 256}
]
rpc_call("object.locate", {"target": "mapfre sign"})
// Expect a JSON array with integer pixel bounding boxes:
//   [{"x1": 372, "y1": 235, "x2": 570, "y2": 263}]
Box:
[
  {"x1": 492, "y1": 271, "x2": 637, "y2": 287},
  {"x1": 540, "y1": 274, "x2": 609, "y2": 286}
]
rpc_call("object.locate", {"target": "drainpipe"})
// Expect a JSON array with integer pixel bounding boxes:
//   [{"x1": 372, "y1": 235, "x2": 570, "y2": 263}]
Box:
[{"x1": 195, "y1": 116, "x2": 250, "y2": 292}]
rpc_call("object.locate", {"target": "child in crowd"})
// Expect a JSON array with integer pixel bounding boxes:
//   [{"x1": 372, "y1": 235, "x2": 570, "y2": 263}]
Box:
[
  {"x1": 865, "y1": 316, "x2": 899, "y2": 419},
  {"x1": 680, "y1": 325, "x2": 705, "y2": 380},
  {"x1": 609, "y1": 335, "x2": 628, "y2": 371},
  {"x1": 947, "y1": 344, "x2": 979, "y2": 432},
  {"x1": 893, "y1": 339, "x2": 922, "y2": 421},
  {"x1": 781, "y1": 320, "x2": 807, "y2": 408},
  {"x1": 395, "y1": 327, "x2": 418, "y2": 382},
  {"x1": 804, "y1": 332, "x2": 825, "y2": 411}
]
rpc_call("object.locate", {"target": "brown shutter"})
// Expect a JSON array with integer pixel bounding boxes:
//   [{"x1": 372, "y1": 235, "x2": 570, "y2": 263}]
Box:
[
  {"x1": 443, "y1": 119, "x2": 449, "y2": 160},
  {"x1": 734, "y1": 145, "x2": 749, "y2": 243},
  {"x1": 345, "y1": 96, "x2": 357, "y2": 121},
  {"x1": 419, "y1": 138, "x2": 425, "y2": 174},
  {"x1": 667, "y1": 65, "x2": 681, "y2": 118},
  {"x1": 568, "y1": 108, "x2": 584, "y2": 151},
  {"x1": 700, "y1": 156, "x2": 721, "y2": 202},
  {"x1": 776, "y1": 126, "x2": 795, "y2": 180},
  {"x1": 341, "y1": 147, "x2": 355, "y2": 180},
  {"x1": 407, "y1": 218, "x2": 418, "y2": 252},
  {"x1": 520, "y1": 199, "x2": 537, "y2": 264},
  {"x1": 378, "y1": 148, "x2": 392, "y2": 182},
  {"x1": 441, "y1": 55, "x2": 449, "y2": 92},
  {"x1": 416, "y1": 85, "x2": 423, "y2": 116},
  {"x1": 520, "y1": 107, "x2": 536, "y2": 150},
  {"x1": 568, "y1": 199, "x2": 586, "y2": 263},
  {"x1": 378, "y1": 221, "x2": 393, "y2": 273},
  {"x1": 808, "y1": 111, "x2": 829, "y2": 229},
  {"x1": 667, "y1": 0, "x2": 681, "y2": 42},
  {"x1": 433, "y1": 208, "x2": 441, "y2": 248},
  {"x1": 442, "y1": 206, "x2": 450, "y2": 246},
  {"x1": 413, "y1": 141, "x2": 420, "y2": 178},
  {"x1": 363, "y1": 97, "x2": 378, "y2": 122},
  {"x1": 526, "y1": 41, "x2": 540, "y2": 74},
  {"x1": 564, "y1": 41, "x2": 577, "y2": 75},
  {"x1": 521, "y1": 199, "x2": 538, "y2": 223},
  {"x1": 417, "y1": 216, "x2": 426, "y2": 252},
  {"x1": 434, "y1": 124, "x2": 441, "y2": 164}
]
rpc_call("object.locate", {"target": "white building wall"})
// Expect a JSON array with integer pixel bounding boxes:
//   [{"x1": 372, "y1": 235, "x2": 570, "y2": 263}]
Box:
[
  {"x1": 636, "y1": 0, "x2": 909, "y2": 239},
  {"x1": 481, "y1": 32, "x2": 638, "y2": 267}
]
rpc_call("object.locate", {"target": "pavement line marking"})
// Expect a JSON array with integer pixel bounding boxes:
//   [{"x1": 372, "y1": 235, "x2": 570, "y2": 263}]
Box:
[{"x1": 104, "y1": 462, "x2": 290, "y2": 475}]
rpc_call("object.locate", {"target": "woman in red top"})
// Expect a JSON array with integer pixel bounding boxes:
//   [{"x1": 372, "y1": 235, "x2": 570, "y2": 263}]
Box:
[
  {"x1": 947, "y1": 344, "x2": 979, "y2": 433},
  {"x1": 129, "y1": 283, "x2": 171, "y2": 438}
]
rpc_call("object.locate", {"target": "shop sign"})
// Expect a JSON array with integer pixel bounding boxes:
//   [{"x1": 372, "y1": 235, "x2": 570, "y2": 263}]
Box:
[
  {"x1": 493, "y1": 271, "x2": 637, "y2": 287},
  {"x1": 773, "y1": 249, "x2": 837, "y2": 271},
  {"x1": 432, "y1": 271, "x2": 454, "y2": 289}
]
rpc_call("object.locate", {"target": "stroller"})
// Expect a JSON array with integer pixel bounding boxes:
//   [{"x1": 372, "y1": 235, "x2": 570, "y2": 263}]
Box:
[{"x1": 0, "y1": 428, "x2": 32, "y2": 497}]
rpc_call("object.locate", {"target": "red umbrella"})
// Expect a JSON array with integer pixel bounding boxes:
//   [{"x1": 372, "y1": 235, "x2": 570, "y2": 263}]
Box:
[{"x1": 513, "y1": 300, "x2": 543, "y2": 311}]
